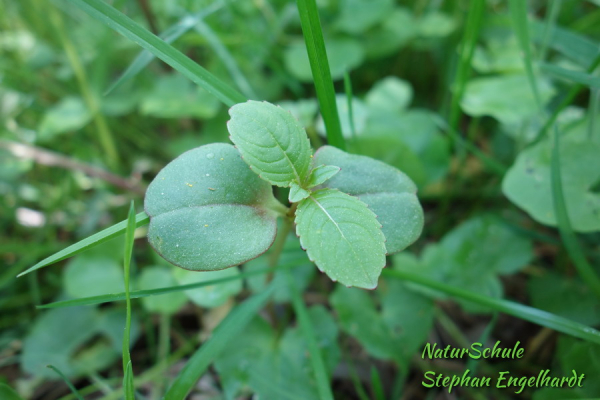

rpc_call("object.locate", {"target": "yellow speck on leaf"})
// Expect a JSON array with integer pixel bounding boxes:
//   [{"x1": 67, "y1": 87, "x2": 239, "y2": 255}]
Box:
[
  {"x1": 186, "y1": 183, "x2": 193, "y2": 187},
  {"x1": 204, "y1": 224, "x2": 209, "y2": 227},
  {"x1": 208, "y1": 187, "x2": 216, "y2": 191},
  {"x1": 220, "y1": 158, "x2": 224, "y2": 161}
]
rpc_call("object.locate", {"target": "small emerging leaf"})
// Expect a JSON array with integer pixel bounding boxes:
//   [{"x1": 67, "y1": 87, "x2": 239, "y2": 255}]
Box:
[
  {"x1": 289, "y1": 182, "x2": 311, "y2": 203},
  {"x1": 295, "y1": 189, "x2": 386, "y2": 289},
  {"x1": 307, "y1": 165, "x2": 341, "y2": 188},
  {"x1": 227, "y1": 100, "x2": 312, "y2": 187}
]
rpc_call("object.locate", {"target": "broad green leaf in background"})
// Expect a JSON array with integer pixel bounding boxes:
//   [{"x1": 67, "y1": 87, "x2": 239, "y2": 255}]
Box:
[
  {"x1": 461, "y1": 74, "x2": 554, "y2": 126},
  {"x1": 140, "y1": 74, "x2": 220, "y2": 119},
  {"x1": 529, "y1": 272, "x2": 600, "y2": 326},
  {"x1": 173, "y1": 267, "x2": 242, "y2": 308},
  {"x1": 295, "y1": 188, "x2": 386, "y2": 289},
  {"x1": 227, "y1": 101, "x2": 312, "y2": 187},
  {"x1": 63, "y1": 255, "x2": 123, "y2": 298},
  {"x1": 37, "y1": 97, "x2": 91, "y2": 140},
  {"x1": 502, "y1": 138, "x2": 600, "y2": 232},
  {"x1": 21, "y1": 307, "x2": 139, "y2": 378},
  {"x1": 215, "y1": 306, "x2": 339, "y2": 400},
  {"x1": 361, "y1": 7, "x2": 417, "y2": 59},
  {"x1": 138, "y1": 266, "x2": 187, "y2": 314},
  {"x1": 316, "y1": 95, "x2": 369, "y2": 138},
  {"x1": 359, "y1": 109, "x2": 451, "y2": 187},
  {"x1": 283, "y1": 38, "x2": 364, "y2": 82},
  {"x1": 334, "y1": 0, "x2": 394, "y2": 35},
  {"x1": 0, "y1": 384, "x2": 24, "y2": 400},
  {"x1": 533, "y1": 337, "x2": 600, "y2": 399},
  {"x1": 394, "y1": 215, "x2": 533, "y2": 313},
  {"x1": 144, "y1": 143, "x2": 285, "y2": 271},
  {"x1": 416, "y1": 11, "x2": 456, "y2": 38},
  {"x1": 365, "y1": 76, "x2": 413, "y2": 113},
  {"x1": 331, "y1": 279, "x2": 434, "y2": 367},
  {"x1": 472, "y1": 36, "x2": 524, "y2": 74},
  {"x1": 278, "y1": 99, "x2": 318, "y2": 128},
  {"x1": 314, "y1": 146, "x2": 424, "y2": 254}
]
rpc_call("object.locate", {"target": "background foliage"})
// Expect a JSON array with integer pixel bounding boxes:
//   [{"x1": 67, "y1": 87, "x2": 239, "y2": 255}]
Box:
[{"x1": 1, "y1": 0, "x2": 600, "y2": 399}]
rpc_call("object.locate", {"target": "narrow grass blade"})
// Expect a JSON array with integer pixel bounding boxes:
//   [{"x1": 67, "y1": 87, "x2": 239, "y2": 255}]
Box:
[
  {"x1": 434, "y1": 117, "x2": 507, "y2": 176},
  {"x1": 384, "y1": 269, "x2": 600, "y2": 345},
  {"x1": 68, "y1": 0, "x2": 246, "y2": 106},
  {"x1": 286, "y1": 268, "x2": 334, "y2": 400},
  {"x1": 343, "y1": 71, "x2": 357, "y2": 141},
  {"x1": 123, "y1": 361, "x2": 135, "y2": 400},
  {"x1": 540, "y1": 63, "x2": 600, "y2": 88},
  {"x1": 105, "y1": 2, "x2": 225, "y2": 95},
  {"x1": 531, "y1": 52, "x2": 600, "y2": 145},
  {"x1": 589, "y1": 89, "x2": 599, "y2": 141},
  {"x1": 466, "y1": 313, "x2": 498, "y2": 374},
  {"x1": 0, "y1": 383, "x2": 25, "y2": 400},
  {"x1": 296, "y1": 0, "x2": 345, "y2": 150},
  {"x1": 164, "y1": 284, "x2": 276, "y2": 400},
  {"x1": 47, "y1": 365, "x2": 85, "y2": 400},
  {"x1": 122, "y1": 202, "x2": 136, "y2": 379},
  {"x1": 37, "y1": 258, "x2": 304, "y2": 308},
  {"x1": 540, "y1": 0, "x2": 561, "y2": 61},
  {"x1": 194, "y1": 19, "x2": 257, "y2": 99},
  {"x1": 550, "y1": 127, "x2": 600, "y2": 298},
  {"x1": 18, "y1": 212, "x2": 150, "y2": 277},
  {"x1": 530, "y1": 20, "x2": 600, "y2": 67},
  {"x1": 449, "y1": 0, "x2": 484, "y2": 133},
  {"x1": 509, "y1": 0, "x2": 541, "y2": 108},
  {"x1": 370, "y1": 367, "x2": 385, "y2": 400}
]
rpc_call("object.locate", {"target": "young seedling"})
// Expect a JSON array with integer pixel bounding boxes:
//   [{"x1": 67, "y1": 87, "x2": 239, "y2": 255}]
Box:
[{"x1": 144, "y1": 100, "x2": 424, "y2": 289}]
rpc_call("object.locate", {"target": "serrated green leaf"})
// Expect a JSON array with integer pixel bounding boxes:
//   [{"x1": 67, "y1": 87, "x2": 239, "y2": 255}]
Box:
[
  {"x1": 314, "y1": 146, "x2": 423, "y2": 254},
  {"x1": 289, "y1": 182, "x2": 310, "y2": 203},
  {"x1": 227, "y1": 101, "x2": 312, "y2": 187},
  {"x1": 295, "y1": 188, "x2": 386, "y2": 289},
  {"x1": 145, "y1": 143, "x2": 284, "y2": 271},
  {"x1": 307, "y1": 165, "x2": 340, "y2": 188}
]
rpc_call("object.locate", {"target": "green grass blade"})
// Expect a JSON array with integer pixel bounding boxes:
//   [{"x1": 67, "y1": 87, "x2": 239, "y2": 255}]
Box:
[
  {"x1": 540, "y1": 0, "x2": 561, "y2": 61},
  {"x1": 531, "y1": 53, "x2": 600, "y2": 145},
  {"x1": 449, "y1": 0, "x2": 485, "y2": 133},
  {"x1": 286, "y1": 268, "x2": 334, "y2": 400},
  {"x1": 123, "y1": 361, "x2": 135, "y2": 400},
  {"x1": 18, "y1": 212, "x2": 150, "y2": 277},
  {"x1": 193, "y1": 19, "x2": 257, "y2": 99},
  {"x1": 434, "y1": 117, "x2": 508, "y2": 176},
  {"x1": 164, "y1": 284, "x2": 276, "y2": 400},
  {"x1": 530, "y1": 20, "x2": 600, "y2": 67},
  {"x1": 509, "y1": 0, "x2": 541, "y2": 108},
  {"x1": 550, "y1": 127, "x2": 600, "y2": 298},
  {"x1": 0, "y1": 383, "x2": 25, "y2": 400},
  {"x1": 104, "y1": 2, "x2": 225, "y2": 95},
  {"x1": 37, "y1": 259, "x2": 305, "y2": 309},
  {"x1": 384, "y1": 269, "x2": 600, "y2": 345},
  {"x1": 296, "y1": 0, "x2": 345, "y2": 150},
  {"x1": 540, "y1": 62, "x2": 600, "y2": 88},
  {"x1": 47, "y1": 365, "x2": 85, "y2": 400},
  {"x1": 122, "y1": 202, "x2": 136, "y2": 380},
  {"x1": 343, "y1": 71, "x2": 357, "y2": 141},
  {"x1": 68, "y1": 0, "x2": 246, "y2": 106},
  {"x1": 370, "y1": 367, "x2": 385, "y2": 400},
  {"x1": 589, "y1": 89, "x2": 599, "y2": 141}
]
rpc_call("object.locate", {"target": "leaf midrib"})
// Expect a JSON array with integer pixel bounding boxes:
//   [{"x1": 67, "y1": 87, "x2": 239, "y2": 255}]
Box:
[
  {"x1": 241, "y1": 112, "x2": 303, "y2": 185},
  {"x1": 308, "y1": 193, "x2": 372, "y2": 284}
]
